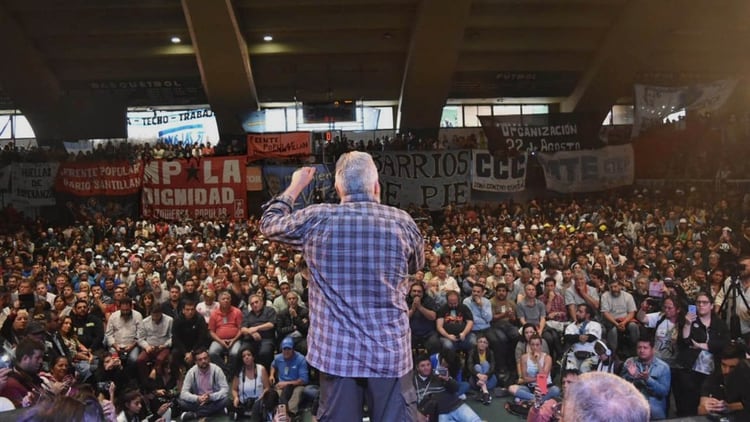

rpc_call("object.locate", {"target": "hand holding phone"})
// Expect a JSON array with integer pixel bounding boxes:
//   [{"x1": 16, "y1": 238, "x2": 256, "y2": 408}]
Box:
[
  {"x1": 536, "y1": 373, "x2": 548, "y2": 395},
  {"x1": 688, "y1": 304, "x2": 697, "y2": 315}
]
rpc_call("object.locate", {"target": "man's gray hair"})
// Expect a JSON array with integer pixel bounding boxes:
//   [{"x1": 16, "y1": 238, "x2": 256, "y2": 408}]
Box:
[
  {"x1": 562, "y1": 372, "x2": 649, "y2": 422},
  {"x1": 335, "y1": 151, "x2": 379, "y2": 197}
]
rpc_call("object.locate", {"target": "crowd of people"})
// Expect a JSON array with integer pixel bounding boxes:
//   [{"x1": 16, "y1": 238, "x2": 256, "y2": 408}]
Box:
[{"x1": 0, "y1": 143, "x2": 749, "y2": 421}]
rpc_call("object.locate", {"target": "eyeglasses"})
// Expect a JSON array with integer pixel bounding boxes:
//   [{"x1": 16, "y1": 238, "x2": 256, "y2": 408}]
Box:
[{"x1": 695, "y1": 300, "x2": 711, "y2": 305}]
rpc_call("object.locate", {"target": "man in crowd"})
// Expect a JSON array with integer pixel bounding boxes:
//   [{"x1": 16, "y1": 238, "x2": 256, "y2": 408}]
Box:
[
  {"x1": 490, "y1": 283, "x2": 519, "y2": 377},
  {"x1": 135, "y1": 305, "x2": 173, "y2": 383},
  {"x1": 104, "y1": 298, "x2": 143, "y2": 367},
  {"x1": 564, "y1": 304, "x2": 602, "y2": 373},
  {"x1": 178, "y1": 347, "x2": 229, "y2": 420},
  {"x1": 270, "y1": 337, "x2": 309, "y2": 420},
  {"x1": 436, "y1": 290, "x2": 475, "y2": 351},
  {"x1": 276, "y1": 291, "x2": 310, "y2": 355},
  {"x1": 260, "y1": 154, "x2": 424, "y2": 422},
  {"x1": 208, "y1": 291, "x2": 243, "y2": 376},
  {"x1": 621, "y1": 337, "x2": 671, "y2": 420},
  {"x1": 698, "y1": 342, "x2": 748, "y2": 417},
  {"x1": 171, "y1": 300, "x2": 209, "y2": 370},
  {"x1": 241, "y1": 293, "x2": 276, "y2": 370},
  {"x1": 70, "y1": 298, "x2": 105, "y2": 354},
  {"x1": 0, "y1": 337, "x2": 44, "y2": 407},
  {"x1": 412, "y1": 354, "x2": 481, "y2": 422},
  {"x1": 407, "y1": 281, "x2": 440, "y2": 355},
  {"x1": 601, "y1": 279, "x2": 639, "y2": 355},
  {"x1": 565, "y1": 270, "x2": 600, "y2": 321}
]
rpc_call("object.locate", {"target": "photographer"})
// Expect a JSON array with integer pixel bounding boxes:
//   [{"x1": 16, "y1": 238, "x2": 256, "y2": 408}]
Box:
[
  {"x1": 673, "y1": 291, "x2": 729, "y2": 417},
  {"x1": 0, "y1": 337, "x2": 44, "y2": 408},
  {"x1": 412, "y1": 354, "x2": 480, "y2": 422}
]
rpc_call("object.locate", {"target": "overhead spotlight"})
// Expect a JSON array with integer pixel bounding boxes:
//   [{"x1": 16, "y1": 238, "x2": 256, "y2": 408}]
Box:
[
  {"x1": 170, "y1": 36, "x2": 181, "y2": 44},
  {"x1": 263, "y1": 34, "x2": 273, "y2": 42}
]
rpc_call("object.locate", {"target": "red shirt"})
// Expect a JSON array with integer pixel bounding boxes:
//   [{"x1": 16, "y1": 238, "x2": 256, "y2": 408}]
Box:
[{"x1": 208, "y1": 306, "x2": 242, "y2": 340}]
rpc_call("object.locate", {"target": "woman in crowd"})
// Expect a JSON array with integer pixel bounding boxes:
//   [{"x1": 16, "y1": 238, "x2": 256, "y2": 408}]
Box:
[
  {"x1": 507, "y1": 335, "x2": 560, "y2": 404},
  {"x1": 465, "y1": 334, "x2": 497, "y2": 405},
  {"x1": 0, "y1": 308, "x2": 29, "y2": 347},
  {"x1": 135, "y1": 292, "x2": 156, "y2": 318},
  {"x1": 673, "y1": 291, "x2": 729, "y2": 417},
  {"x1": 116, "y1": 388, "x2": 171, "y2": 422},
  {"x1": 59, "y1": 315, "x2": 95, "y2": 382},
  {"x1": 514, "y1": 323, "x2": 550, "y2": 378},
  {"x1": 229, "y1": 347, "x2": 270, "y2": 420},
  {"x1": 54, "y1": 295, "x2": 72, "y2": 317},
  {"x1": 39, "y1": 355, "x2": 76, "y2": 397}
]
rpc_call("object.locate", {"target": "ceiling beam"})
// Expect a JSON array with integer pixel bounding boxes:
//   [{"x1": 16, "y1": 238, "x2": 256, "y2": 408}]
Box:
[
  {"x1": 560, "y1": 1, "x2": 682, "y2": 120},
  {"x1": 398, "y1": 0, "x2": 473, "y2": 131},
  {"x1": 562, "y1": 0, "x2": 750, "y2": 121},
  {"x1": 182, "y1": 0, "x2": 259, "y2": 135}
]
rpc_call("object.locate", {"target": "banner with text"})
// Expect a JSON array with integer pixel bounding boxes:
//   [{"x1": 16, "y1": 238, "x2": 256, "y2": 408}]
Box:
[
  {"x1": 261, "y1": 164, "x2": 334, "y2": 208},
  {"x1": 247, "y1": 132, "x2": 312, "y2": 161},
  {"x1": 370, "y1": 150, "x2": 471, "y2": 210},
  {"x1": 11, "y1": 162, "x2": 58, "y2": 206},
  {"x1": 632, "y1": 79, "x2": 737, "y2": 136},
  {"x1": 55, "y1": 160, "x2": 144, "y2": 196},
  {"x1": 471, "y1": 151, "x2": 527, "y2": 192},
  {"x1": 536, "y1": 144, "x2": 634, "y2": 193},
  {"x1": 479, "y1": 113, "x2": 601, "y2": 156},
  {"x1": 142, "y1": 157, "x2": 246, "y2": 220}
]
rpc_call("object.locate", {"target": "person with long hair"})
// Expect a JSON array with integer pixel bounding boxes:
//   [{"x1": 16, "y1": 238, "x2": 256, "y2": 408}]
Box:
[
  {"x1": 673, "y1": 291, "x2": 729, "y2": 417},
  {"x1": 514, "y1": 323, "x2": 550, "y2": 379},
  {"x1": 229, "y1": 347, "x2": 270, "y2": 420},
  {"x1": 135, "y1": 292, "x2": 156, "y2": 318},
  {"x1": 116, "y1": 388, "x2": 170, "y2": 422},
  {"x1": 58, "y1": 315, "x2": 95, "y2": 382},
  {"x1": 507, "y1": 335, "x2": 560, "y2": 403}
]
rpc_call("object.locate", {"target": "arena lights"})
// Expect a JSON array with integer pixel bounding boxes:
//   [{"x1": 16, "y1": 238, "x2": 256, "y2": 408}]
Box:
[
  {"x1": 170, "y1": 36, "x2": 182, "y2": 44},
  {"x1": 263, "y1": 34, "x2": 273, "y2": 42}
]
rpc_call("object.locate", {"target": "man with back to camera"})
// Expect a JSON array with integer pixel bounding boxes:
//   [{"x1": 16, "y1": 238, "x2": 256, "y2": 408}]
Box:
[
  {"x1": 260, "y1": 152, "x2": 424, "y2": 422},
  {"x1": 562, "y1": 371, "x2": 649, "y2": 422}
]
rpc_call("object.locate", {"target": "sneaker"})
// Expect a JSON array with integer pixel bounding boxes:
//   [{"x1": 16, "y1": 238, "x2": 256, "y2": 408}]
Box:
[
  {"x1": 457, "y1": 393, "x2": 467, "y2": 400},
  {"x1": 482, "y1": 392, "x2": 491, "y2": 405},
  {"x1": 180, "y1": 411, "x2": 197, "y2": 421}
]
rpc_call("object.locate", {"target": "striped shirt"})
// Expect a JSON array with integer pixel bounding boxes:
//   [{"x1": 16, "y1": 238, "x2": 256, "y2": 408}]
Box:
[{"x1": 260, "y1": 192, "x2": 424, "y2": 378}]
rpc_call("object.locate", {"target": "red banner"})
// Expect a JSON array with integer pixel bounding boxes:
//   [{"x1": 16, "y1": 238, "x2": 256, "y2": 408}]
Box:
[
  {"x1": 247, "y1": 131, "x2": 311, "y2": 161},
  {"x1": 142, "y1": 157, "x2": 247, "y2": 221},
  {"x1": 55, "y1": 160, "x2": 144, "y2": 196}
]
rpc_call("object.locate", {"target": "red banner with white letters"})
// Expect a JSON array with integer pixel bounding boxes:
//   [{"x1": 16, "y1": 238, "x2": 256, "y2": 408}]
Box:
[
  {"x1": 55, "y1": 160, "x2": 144, "y2": 196},
  {"x1": 142, "y1": 157, "x2": 247, "y2": 221},
  {"x1": 246, "y1": 131, "x2": 311, "y2": 161}
]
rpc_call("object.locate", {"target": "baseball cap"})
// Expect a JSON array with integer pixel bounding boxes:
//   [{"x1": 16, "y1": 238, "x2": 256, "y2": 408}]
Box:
[{"x1": 281, "y1": 337, "x2": 294, "y2": 350}]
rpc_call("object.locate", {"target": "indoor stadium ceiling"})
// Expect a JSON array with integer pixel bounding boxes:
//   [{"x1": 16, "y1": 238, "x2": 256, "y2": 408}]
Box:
[{"x1": 0, "y1": 0, "x2": 749, "y2": 141}]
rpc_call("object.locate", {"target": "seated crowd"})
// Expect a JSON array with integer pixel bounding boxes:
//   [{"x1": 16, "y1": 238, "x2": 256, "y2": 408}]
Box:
[{"x1": 0, "y1": 185, "x2": 749, "y2": 421}]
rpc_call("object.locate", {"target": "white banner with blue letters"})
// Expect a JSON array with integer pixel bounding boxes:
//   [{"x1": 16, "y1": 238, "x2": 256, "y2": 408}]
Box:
[{"x1": 536, "y1": 144, "x2": 633, "y2": 193}]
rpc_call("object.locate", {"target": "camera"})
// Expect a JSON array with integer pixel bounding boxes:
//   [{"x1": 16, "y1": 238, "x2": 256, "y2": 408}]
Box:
[{"x1": 437, "y1": 367, "x2": 448, "y2": 377}]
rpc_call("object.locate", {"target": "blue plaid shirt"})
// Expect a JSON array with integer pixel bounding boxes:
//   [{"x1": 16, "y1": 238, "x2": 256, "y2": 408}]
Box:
[{"x1": 260, "y1": 192, "x2": 424, "y2": 377}]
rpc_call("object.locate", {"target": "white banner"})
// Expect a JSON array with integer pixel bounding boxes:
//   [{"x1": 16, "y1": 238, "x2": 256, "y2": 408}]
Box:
[
  {"x1": 633, "y1": 79, "x2": 737, "y2": 136},
  {"x1": 536, "y1": 144, "x2": 633, "y2": 193},
  {"x1": 471, "y1": 151, "x2": 527, "y2": 192},
  {"x1": 371, "y1": 150, "x2": 471, "y2": 210},
  {"x1": 11, "y1": 162, "x2": 58, "y2": 206}
]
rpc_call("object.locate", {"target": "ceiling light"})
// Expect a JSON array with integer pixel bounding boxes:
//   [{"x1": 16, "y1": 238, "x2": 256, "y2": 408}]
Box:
[
  {"x1": 263, "y1": 34, "x2": 273, "y2": 42},
  {"x1": 170, "y1": 36, "x2": 181, "y2": 44}
]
